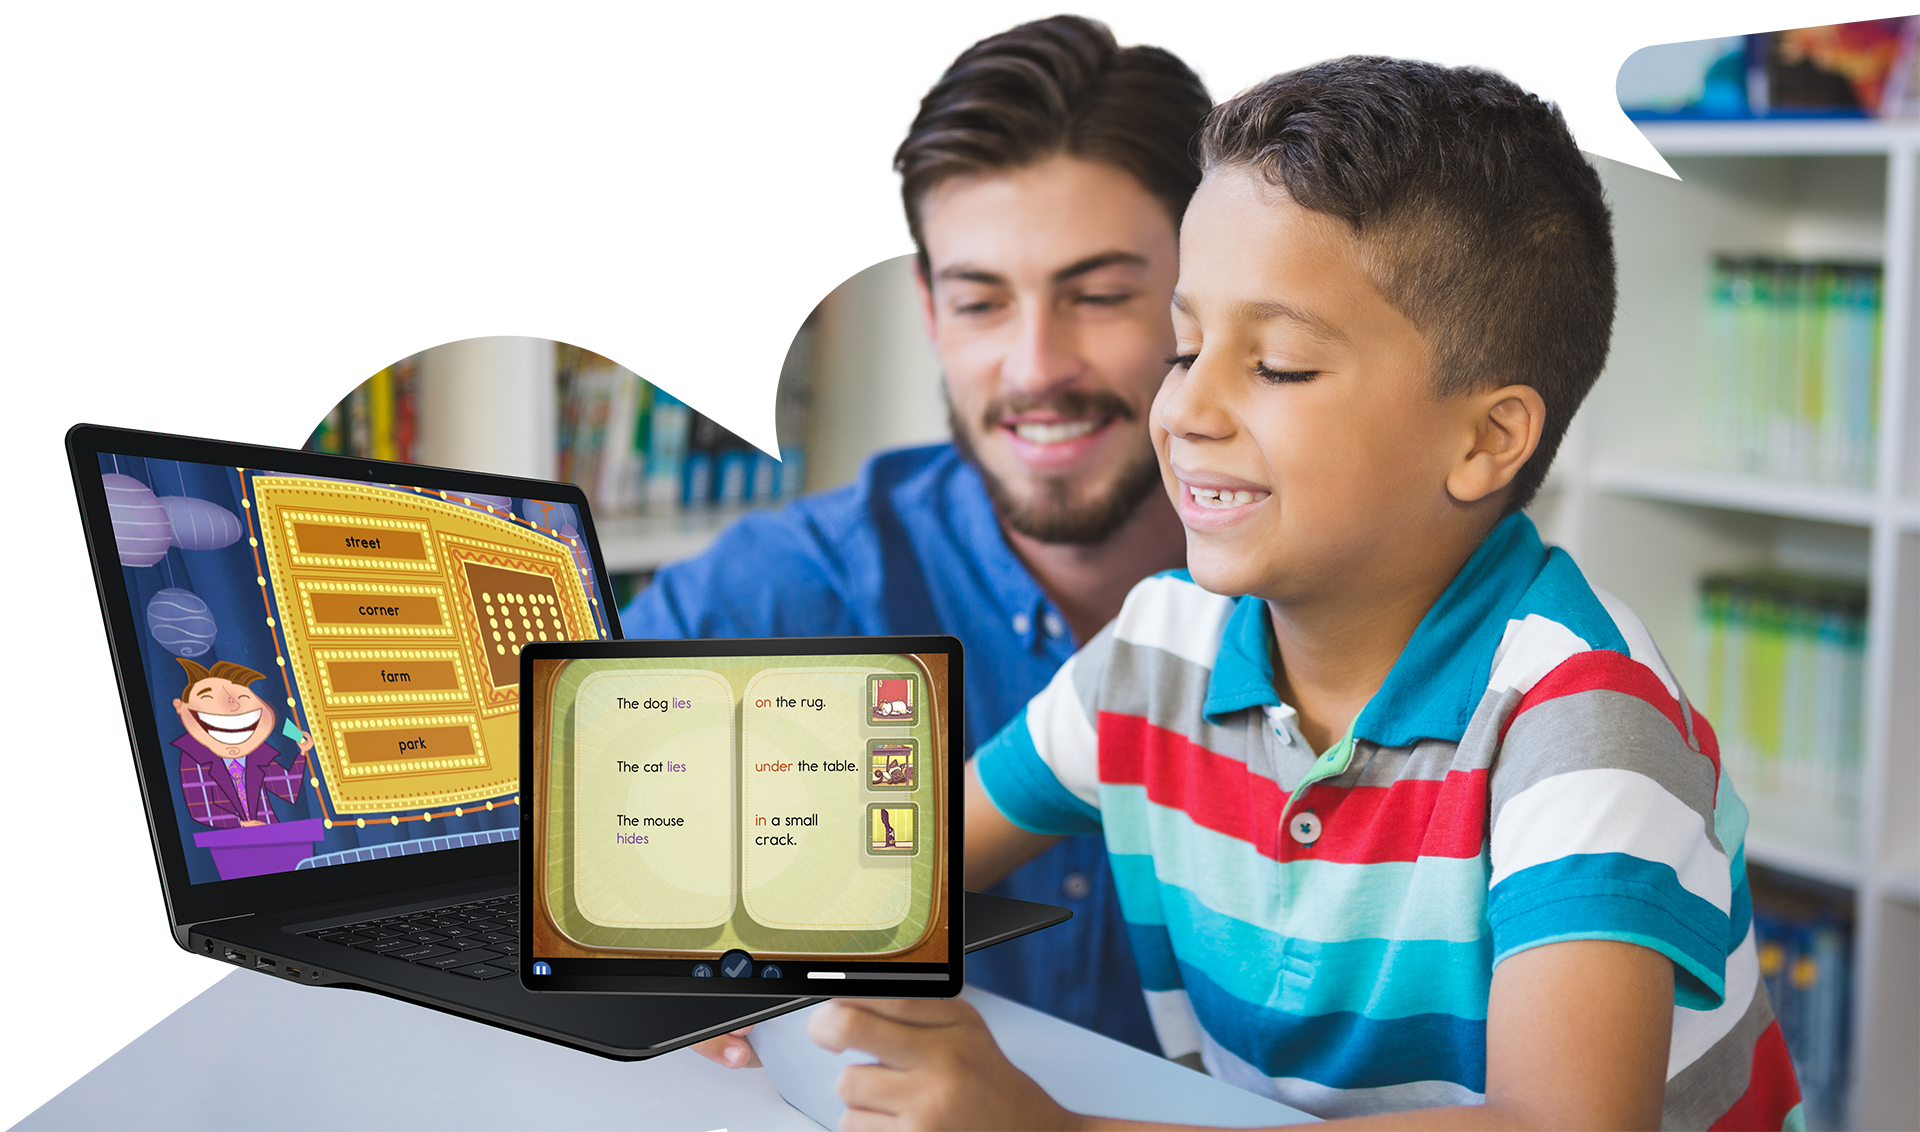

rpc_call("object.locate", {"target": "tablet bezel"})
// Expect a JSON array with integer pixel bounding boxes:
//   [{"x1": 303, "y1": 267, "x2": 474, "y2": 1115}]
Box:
[
  {"x1": 67, "y1": 422, "x2": 623, "y2": 930},
  {"x1": 518, "y1": 634, "x2": 965, "y2": 998}
]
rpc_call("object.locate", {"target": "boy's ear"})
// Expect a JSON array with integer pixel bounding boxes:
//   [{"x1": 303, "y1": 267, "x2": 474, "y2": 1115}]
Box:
[{"x1": 1446, "y1": 384, "x2": 1545, "y2": 505}]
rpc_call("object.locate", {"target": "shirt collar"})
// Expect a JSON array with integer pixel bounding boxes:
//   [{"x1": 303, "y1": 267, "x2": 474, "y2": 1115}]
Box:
[
  {"x1": 937, "y1": 450, "x2": 1076, "y2": 658},
  {"x1": 1201, "y1": 512, "x2": 1549, "y2": 744}
]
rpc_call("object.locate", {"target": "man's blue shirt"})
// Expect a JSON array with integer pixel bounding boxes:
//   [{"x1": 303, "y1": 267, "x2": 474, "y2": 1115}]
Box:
[{"x1": 619, "y1": 443, "x2": 1157, "y2": 1052}]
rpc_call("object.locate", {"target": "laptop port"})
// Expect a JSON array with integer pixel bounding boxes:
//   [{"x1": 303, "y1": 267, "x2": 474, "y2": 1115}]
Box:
[
  {"x1": 255, "y1": 955, "x2": 276, "y2": 970},
  {"x1": 224, "y1": 948, "x2": 246, "y2": 964},
  {"x1": 284, "y1": 966, "x2": 301, "y2": 978}
]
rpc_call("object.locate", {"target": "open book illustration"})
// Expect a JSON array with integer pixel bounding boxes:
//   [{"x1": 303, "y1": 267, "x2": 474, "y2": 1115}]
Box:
[{"x1": 531, "y1": 652, "x2": 947, "y2": 960}]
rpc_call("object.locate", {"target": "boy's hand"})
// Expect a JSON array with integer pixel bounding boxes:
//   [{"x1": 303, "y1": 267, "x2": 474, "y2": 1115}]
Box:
[
  {"x1": 809, "y1": 998, "x2": 1081, "y2": 1131},
  {"x1": 689, "y1": 1026, "x2": 760, "y2": 1068}
]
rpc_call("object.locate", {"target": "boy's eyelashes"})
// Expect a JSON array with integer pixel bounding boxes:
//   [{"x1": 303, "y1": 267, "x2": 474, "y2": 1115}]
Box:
[
  {"x1": 1254, "y1": 362, "x2": 1320, "y2": 384},
  {"x1": 1160, "y1": 353, "x2": 1321, "y2": 384}
]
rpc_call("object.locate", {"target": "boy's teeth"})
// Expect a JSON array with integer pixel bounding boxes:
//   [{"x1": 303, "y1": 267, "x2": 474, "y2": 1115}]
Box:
[
  {"x1": 1013, "y1": 420, "x2": 1097, "y2": 445},
  {"x1": 1187, "y1": 485, "x2": 1268, "y2": 509}
]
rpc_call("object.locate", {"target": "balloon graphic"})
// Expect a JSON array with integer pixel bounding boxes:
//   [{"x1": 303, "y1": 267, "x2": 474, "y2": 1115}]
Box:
[
  {"x1": 520, "y1": 498, "x2": 578, "y2": 531},
  {"x1": 465, "y1": 493, "x2": 513, "y2": 511},
  {"x1": 147, "y1": 588, "x2": 217, "y2": 658},
  {"x1": 160, "y1": 495, "x2": 243, "y2": 550},
  {"x1": 103, "y1": 474, "x2": 172, "y2": 567}
]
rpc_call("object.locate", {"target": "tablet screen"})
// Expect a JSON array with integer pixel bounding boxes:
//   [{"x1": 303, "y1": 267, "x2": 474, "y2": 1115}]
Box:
[{"x1": 520, "y1": 637, "x2": 962, "y2": 996}]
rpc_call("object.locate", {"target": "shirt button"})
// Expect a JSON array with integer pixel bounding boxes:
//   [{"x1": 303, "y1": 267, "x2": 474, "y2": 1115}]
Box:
[
  {"x1": 1288, "y1": 812, "x2": 1322, "y2": 846},
  {"x1": 1062, "y1": 872, "x2": 1092, "y2": 900},
  {"x1": 1011, "y1": 612, "x2": 1031, "y2": 634},
  {"x1": 1043, "y1": 612, "x2": 1066, "y2": 639}
]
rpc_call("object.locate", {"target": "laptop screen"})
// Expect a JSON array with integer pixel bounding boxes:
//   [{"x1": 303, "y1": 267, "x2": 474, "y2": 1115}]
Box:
[
  {"x1": 520, "y1": 637, "x2": 963, "y2": 997},
  {"x1": 92, "y1": 450, "x2": 616, "y2": 887}
]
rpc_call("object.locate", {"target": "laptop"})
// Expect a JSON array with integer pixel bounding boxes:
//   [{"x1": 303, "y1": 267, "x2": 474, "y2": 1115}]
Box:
[
  {"x1": 67, "y1": 422, "x2": 1067, "y2": 1059},
  {"x1": 518, "y1": 636, "x2": 966, "y2": 998}
]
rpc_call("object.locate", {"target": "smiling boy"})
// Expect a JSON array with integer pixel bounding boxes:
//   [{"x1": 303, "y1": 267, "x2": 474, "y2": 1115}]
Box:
[{"x1": 805, "y1": 58, "x2": 1801, "y2": 1131}]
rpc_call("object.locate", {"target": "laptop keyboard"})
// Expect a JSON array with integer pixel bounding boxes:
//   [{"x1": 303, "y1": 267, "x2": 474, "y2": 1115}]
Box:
[{"x1": 303, "y1": 893, "x2": 520, "y2": 980}]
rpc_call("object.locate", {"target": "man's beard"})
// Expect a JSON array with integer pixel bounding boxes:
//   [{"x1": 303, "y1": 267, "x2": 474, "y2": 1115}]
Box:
[{"x1": 947, "y1": 387, "x2": 1165, "y2": 547}]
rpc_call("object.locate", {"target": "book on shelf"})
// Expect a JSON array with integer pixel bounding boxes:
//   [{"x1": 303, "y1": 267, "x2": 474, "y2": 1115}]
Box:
[
  {"x1": 1704, "y1": 257, "x2": 1881, "y2": 487},
  {"x1": 1697, "y1": 571, "x2": 1866, "y2": 862},
  {"x1": 304, "y1": 356, "x2": 418, "y2": 462},
  {"x1": 1751, "y1": 875, "x2": 1853, "y2": 1130}
]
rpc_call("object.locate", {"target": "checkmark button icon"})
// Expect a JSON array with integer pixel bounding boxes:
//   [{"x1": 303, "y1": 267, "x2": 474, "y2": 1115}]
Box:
[{"x1": 720, "y1": 948, "x2": 753, "y2": 978}]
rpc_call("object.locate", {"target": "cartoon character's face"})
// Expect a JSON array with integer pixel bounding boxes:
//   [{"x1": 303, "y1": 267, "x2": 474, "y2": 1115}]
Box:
[{"x1": 174, "y1": 677, "x2": 277, "y2": 760}]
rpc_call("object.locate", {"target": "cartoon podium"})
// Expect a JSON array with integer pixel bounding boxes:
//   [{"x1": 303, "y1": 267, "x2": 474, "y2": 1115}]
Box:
[{"x1": 193, "y1": 818, "x2": 328, "y2": 880}]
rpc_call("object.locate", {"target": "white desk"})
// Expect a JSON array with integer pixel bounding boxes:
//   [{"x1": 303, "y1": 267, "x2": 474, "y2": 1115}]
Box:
[{"x1": 19, "y1": 971, "x2": 1313, "y2": 1129}]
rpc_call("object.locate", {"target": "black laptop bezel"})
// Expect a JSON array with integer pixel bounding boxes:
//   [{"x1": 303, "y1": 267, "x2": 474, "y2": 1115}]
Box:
[
  {"x1": 518, "y1": 634, "x2": 966, "y2": 998},
  {"x1": 67, "y1": 422, "x2": 626, "y2": 932}
]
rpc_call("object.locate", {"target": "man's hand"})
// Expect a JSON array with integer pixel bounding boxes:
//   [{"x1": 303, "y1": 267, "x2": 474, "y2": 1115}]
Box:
[
  {"x1": 689, "y1": 1026, "x2": 760, "y2": 1068},
  {"x1": 809, "y1": 998, "x2": 1080, "y2": 1132}
]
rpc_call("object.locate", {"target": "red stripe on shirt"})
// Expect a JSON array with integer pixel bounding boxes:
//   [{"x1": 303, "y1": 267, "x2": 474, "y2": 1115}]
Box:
[
  {"x1": 1498, "y1": 650, "x2": 1718, "y2": 777},
  {"x1": 1096, "y1": 712, "x2": 1485, "y2": 863},
  {"x1": 1708, "y1": 1019, "x2": 1801, "y2": 1131}
]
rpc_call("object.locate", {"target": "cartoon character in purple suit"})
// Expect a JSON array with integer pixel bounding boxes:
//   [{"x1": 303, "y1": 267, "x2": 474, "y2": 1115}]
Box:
[{"x1": 170, "y1": 659, "x2": 313, "y2": 829}]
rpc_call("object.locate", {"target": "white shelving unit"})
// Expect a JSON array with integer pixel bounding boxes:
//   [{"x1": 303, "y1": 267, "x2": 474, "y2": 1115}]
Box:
[
  {"x1": 593, "y1": 507, "x2": 770, "y2": 575},
  {"x1": 1537, "y1": 120, "x2": 1918, "y2": 1129}
]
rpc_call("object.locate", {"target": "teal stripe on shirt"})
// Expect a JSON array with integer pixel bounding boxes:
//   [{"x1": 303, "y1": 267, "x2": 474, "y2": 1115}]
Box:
[
  {"x1": 1150, "y1": 879, "x2": 1497, "y2": 1020},
  {"x1": 1100, "y1": 783, "x2": 1491, "y2": 944},
  {"x1": 1489, "y1": 851, "x2": 1729, "y2": 1008},
  {"x1": 974, "y1": 705, "x2": 1102, "y2": 836}
]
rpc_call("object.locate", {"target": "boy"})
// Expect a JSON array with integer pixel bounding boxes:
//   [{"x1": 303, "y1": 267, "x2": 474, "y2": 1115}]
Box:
[{"x1": 802, "y1": 58, "x2": 1802, "y2": 1130}]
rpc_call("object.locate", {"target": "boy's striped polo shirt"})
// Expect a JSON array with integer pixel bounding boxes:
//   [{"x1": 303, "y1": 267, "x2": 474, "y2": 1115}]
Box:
[{"x1": 974, "y1": 513, "x2": 1802, "y2": 1129}]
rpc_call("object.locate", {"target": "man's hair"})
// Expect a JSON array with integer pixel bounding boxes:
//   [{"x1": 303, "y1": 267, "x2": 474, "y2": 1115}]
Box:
[
  {"x1": 894, "y1": 15, "x2": 1211, "y2": 276},
  {"x1": 1199, "y1": 57, "x2": 1615, "y2": 512},
  {"x1": 178, "y1": 657, "x2": 267, "y2": 701}
]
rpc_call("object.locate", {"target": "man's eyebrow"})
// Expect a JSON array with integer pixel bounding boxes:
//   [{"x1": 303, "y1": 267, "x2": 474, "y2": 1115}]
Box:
[
  {"x1": 1051, "y1": 251, "x2": 1148, "y2": 285},
  {"x1": 934, "y1": 264, "x2": 1007, "y2": 286},
  {"x1": 934, "y1": 251, "x2": 1149, "y2": 287}
]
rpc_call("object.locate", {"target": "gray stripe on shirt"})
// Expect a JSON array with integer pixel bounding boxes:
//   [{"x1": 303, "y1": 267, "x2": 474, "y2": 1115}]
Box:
[{"x1": 1491, "y1": 687, "x2": 1722, "y2": 854}]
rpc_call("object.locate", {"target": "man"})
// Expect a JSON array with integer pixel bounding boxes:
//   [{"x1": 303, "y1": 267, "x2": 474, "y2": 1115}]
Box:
[
  {"x1": 621, "y1": 15, "x2": 1208, "y2": 1053},
  {"x1": 171, "y1": 658, "x2": 314, "y2": 829}
]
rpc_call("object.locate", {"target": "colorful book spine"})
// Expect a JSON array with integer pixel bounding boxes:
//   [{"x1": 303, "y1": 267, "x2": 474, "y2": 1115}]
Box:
[
  {"x1": 1697, "y1": 571, "x2": 1866, "y2": 854},
  {"x1": 1751, "y1": 878, "x2": 1853, "y2": 1130},
  {"x1": 1704, "y1": 258, "x2": 1881, "y2": 486}
]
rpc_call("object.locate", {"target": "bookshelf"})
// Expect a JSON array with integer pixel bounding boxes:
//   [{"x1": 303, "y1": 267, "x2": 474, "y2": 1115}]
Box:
[
  {"x1": 594, "y1": 507, "x2": 775, "y2": 574},
  {"x1": 1538, "y1": 120, "x2": 1917, "y2": 1129}
]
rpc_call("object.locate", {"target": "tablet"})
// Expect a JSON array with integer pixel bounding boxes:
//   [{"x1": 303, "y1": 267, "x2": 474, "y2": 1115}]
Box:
[{"x1": 519, "y1": 635, "x2": 963, "y2": 996}]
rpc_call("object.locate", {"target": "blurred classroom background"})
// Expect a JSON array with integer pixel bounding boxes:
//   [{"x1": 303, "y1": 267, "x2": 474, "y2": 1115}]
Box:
[{"x1": 11, "y1": 13, "x2": 1920, "y2": 1132}]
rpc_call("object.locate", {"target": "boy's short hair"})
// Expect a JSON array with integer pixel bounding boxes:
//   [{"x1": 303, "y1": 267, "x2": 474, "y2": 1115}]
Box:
[
  {"x1": 1200, "y1": 57, "x2": 1615, "y2": 512},
  {"x1": 894, "y1": 15, "x2": 1211, "y2": 276}
]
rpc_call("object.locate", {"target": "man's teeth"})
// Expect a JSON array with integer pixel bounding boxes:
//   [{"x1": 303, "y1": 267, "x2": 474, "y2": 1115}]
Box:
[
  {"x1": 1013, "y1": 420, "x2": 1098, "y2": 445},
  {"x1": 196, "y1": 709, "x2": 261, "y2": 744},
  {"x1": 1188, "y1": 485, "x2": 1268, "y2": 509},
  {"x1": 196, "y1": 709, "x2": 261, "y2": 730}
]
